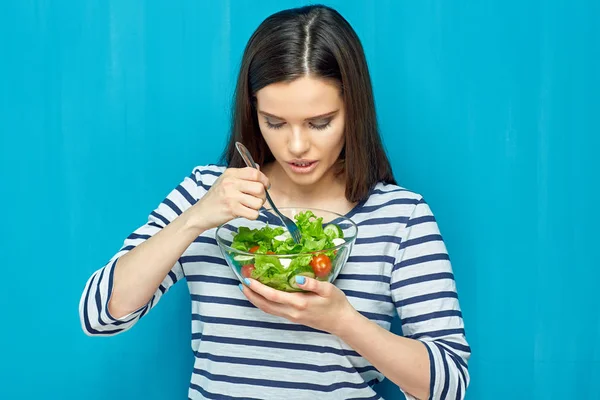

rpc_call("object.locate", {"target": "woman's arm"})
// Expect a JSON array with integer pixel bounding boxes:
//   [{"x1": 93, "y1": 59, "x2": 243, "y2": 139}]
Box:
[
  {"x1": 80, "y1": 170, "x2": 207, "y2": 335},
  {"x1": 107, "y1": 207, "x2": 204, "y2": 319},
  {"x1": 240, "y1": 195, "x2": 470, "y2": 399},
  {"x1": 79, "y1": 166, "x2": 269, "y2": 335},
  {"x1": 335, "y1": 199, "x2": 470, "y2": 399},
  {"x1": 334, "y1": 312, "x2": 431, "y2": 399},
  {"x1": 377, "y1": 197, "x2": 470, "y2": 399}
]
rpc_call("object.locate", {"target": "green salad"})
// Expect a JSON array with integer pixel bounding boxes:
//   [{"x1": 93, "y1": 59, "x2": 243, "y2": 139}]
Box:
[{"x1": 230, "y1": 211, "x2": 346, "y2": 291}]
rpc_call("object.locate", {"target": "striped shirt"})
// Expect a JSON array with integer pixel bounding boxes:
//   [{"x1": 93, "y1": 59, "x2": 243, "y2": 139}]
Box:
[{"x1": 79, "y1": 164, "x2": 470, "y2": 399}]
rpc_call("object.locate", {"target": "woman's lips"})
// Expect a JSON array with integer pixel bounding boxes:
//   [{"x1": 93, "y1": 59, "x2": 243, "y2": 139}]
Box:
[{"x1": 287, "y1": 160, "x2": 318, "y2": 174}]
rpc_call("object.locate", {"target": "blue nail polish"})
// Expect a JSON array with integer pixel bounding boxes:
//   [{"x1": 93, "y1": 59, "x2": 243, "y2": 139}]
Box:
[
  {"x1": 243, "y1": 278, "x2": 251, "y2": 286},
  {"x1": 295, "y1": 275, "x2": 306, "y2": 285},
  {"x1": 239, "y1": 284, "x2": 244, "y2": 292}
]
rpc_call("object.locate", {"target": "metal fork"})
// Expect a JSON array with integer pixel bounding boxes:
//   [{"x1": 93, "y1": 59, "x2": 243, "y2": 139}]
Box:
[{"x1": 235, "y1": 142, "x2": 302, "y2": 244}]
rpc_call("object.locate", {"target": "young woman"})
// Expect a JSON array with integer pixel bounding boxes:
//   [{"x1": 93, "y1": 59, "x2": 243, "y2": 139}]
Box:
[{"x1": 79, "y1": 5, "x2": 470, "y2": 399}]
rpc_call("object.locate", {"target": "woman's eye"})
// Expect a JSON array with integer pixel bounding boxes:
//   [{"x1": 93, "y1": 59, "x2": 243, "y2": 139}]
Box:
[
  {"x1": 309, "y1": 120, "x2": 332, "y2": 130},
  {"x1": 265, "y1": 119, "x2": 285, "y2": 129},
  {"x1": 264, "y1": 118, "x2": 331, "y2": 130}
]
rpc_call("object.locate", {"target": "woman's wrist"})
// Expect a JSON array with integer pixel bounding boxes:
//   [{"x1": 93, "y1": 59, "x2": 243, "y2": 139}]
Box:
[
  {"x1": 181, "y1": 206, "x2": 209, "y2": 236},
  {"x1": 331, "y1": 304, "x2": 364, "y2": 339}
]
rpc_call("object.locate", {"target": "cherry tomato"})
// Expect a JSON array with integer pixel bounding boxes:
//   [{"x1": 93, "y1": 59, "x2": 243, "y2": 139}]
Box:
[
  {"x1": 266, "y1": 251, "x2": 275, "y2": 255},
  {"x1": 241, "y1": 264, "x2": 255, "y2": 278},
  {"x1": 249, "y1": 246, "x2": 259, "y2": 253},
  {"x1": 310, "y1": 254, "x2": 332, "y2": 278}
]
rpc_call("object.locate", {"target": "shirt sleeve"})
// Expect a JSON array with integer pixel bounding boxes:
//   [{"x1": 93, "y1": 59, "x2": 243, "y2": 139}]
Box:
[
  {"x1": 390, "y1": 197, "x2": 471, "y2": 399},
  {"x1": 78, "y1": 168, "x2": 203, "y2": 336}
]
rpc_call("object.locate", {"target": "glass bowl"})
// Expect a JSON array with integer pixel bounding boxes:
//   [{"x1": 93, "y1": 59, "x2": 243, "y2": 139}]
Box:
[{"x1": 215, "y1": 207, "x2": 358, "y2": 292}]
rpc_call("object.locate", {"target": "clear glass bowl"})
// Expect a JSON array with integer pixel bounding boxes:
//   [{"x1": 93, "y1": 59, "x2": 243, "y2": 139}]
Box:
[{"x1": 216, "y1": 207, "x2": 358, "y2": 292}]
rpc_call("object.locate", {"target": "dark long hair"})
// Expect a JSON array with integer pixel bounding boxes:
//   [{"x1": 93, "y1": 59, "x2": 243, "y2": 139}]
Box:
[{"x1": 220, "y1": 4, "x2": 396, "y2": 202}]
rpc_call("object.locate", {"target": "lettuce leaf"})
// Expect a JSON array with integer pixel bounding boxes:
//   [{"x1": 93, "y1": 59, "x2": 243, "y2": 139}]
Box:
[{"x1": 230, "y1": 210, "x2": 340, "y2": 258}]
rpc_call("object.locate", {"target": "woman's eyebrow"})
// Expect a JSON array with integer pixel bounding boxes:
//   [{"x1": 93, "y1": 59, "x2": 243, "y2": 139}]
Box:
[{"x1": 258, "y1": 110, "x2": 339, "y2": 121}]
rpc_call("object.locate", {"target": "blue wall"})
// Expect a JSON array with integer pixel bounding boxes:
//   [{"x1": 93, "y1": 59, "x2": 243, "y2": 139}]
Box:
[{"x1": 1, "y1": 1, "x2": 598, "y2": 399}]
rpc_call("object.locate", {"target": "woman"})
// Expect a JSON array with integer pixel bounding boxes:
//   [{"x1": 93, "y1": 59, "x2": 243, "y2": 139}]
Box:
[{"x1": 79, "y1": 5, "x2": 470, "y2": 399}]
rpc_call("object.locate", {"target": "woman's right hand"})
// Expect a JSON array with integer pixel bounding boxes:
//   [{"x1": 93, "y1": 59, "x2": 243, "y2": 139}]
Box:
[{"x1": 190, "y1": 167, "x2": 270, "y2": 232}]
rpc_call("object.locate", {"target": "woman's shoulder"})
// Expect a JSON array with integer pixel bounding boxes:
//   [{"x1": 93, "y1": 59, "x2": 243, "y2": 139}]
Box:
[
  {"x1": 188, "y1": 164, "x2": 227, "y2": 190},
  {"x1": 368, "y1": 181, "x2": 424, "y2": 204},
  {"x1": 361, "y1": 181, "x2": 441, "y2": 227},
  {"x1": 191, "y1": 164, "x2": 227, "y2": 178},
  {"x1": 352, "y1": 181, "x2": 430, "y2": 223}
]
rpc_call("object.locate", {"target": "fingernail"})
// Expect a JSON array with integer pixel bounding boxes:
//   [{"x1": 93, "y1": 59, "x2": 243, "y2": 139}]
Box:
[
  {"x1": 243, "y1": 278, "x2": 251, "y2": 286},
  {"x1": 295, "y1": 275, "x2": 306, "y2": 285},
  {"x1": 238, "y1": 283, "x2": 244, "y2": 292}
]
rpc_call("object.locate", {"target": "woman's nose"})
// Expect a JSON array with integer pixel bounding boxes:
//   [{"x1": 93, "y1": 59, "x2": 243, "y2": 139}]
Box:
[{"x1": 287, "y1": 126, "x2": 310, "y2": 156}]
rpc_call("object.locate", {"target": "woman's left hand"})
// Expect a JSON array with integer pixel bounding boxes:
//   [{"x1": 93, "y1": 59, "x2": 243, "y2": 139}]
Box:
[{"x1": 240, "y1": 276, "x2": 358, "y2": 335}]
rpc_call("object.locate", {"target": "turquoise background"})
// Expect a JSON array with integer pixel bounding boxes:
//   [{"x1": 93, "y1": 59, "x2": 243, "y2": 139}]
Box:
[{"x1": 1, "y1": 1, "x2": 598, "y2": 399}]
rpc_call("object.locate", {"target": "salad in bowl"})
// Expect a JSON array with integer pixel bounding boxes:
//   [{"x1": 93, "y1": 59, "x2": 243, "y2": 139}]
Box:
[{"x1": 215, "y1": 208, "x2": 358, "y2": 292}]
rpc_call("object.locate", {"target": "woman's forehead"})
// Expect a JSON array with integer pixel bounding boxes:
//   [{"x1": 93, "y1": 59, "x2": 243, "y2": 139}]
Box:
[{"x1": 255, "y1": 76, "x2": 342, "y2": 119}]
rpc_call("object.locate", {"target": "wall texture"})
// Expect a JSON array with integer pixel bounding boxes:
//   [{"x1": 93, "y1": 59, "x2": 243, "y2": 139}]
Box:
[{"x1": 1, "y1": 1, "x2": 598, "y2": 398}]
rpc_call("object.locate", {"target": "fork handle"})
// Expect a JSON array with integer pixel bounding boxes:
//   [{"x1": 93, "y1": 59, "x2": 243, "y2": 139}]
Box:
[
  {"x1": 235, "y1": 142, "x2": 260, "y2": 169},
  {"x1": 264, "y1": 191, "x2": 279, "y2": 214},
  {"x1": 235, "y1": 142, "x2": 278, "y2": 212}
]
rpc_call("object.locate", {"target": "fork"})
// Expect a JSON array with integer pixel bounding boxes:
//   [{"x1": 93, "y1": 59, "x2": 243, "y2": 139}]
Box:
[{"x1": 235, "y1": 142, "x2": 302, "y2": 244}]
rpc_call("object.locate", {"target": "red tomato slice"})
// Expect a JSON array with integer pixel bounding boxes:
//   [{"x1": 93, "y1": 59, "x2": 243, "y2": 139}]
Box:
[
  {"x1": 249, "y1": 246, "x2": 259, "y2": 253},
  {"x1": 310, "y1": 254, "x2": 332, "y2": 278},
  {"x1": 241, "y1": 264, "x2": 255, "y2": 278}
]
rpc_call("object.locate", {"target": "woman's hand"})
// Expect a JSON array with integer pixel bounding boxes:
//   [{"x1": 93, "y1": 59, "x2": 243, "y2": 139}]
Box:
[
  {"x1": 240, "y1": 276, "x2": 358, "y2": 336},
  {"x1": 190, "y1": 167, "x2": 270, "y2": 231}
]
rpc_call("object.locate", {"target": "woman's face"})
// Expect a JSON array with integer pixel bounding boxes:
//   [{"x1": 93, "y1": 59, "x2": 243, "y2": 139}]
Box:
[{"x1": 255, "y1": 76, "x2": 345, "y2": 187}]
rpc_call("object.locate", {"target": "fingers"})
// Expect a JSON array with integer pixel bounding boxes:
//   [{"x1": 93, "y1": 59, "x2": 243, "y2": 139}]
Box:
[
  {"x1": 293, "y1": 276, "x2": 332, "y2": 297},
  {"x1": 231, "y1": 203, "x2": 260, "y2": 220},
  {"x1": 240, "y1": 284, "x2": 289, "y2": 318},
  {"x1": 235, "y1": 167, "x2": 270, "y2": 189},
  {"x1": 242, "y1": 278, "x2": 308, "y2": 310},
  {"x1": 218, "y1": 170, "x2": 267, "y2": 220},
  {"x1": 238, "y1": 192, "x2": 265, "y2": 211},
  {"x1": 237, "y1": 179, "x2": 266, "y2": 197}
]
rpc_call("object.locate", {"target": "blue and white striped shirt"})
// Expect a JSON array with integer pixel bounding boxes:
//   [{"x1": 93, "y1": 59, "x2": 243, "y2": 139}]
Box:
[{"x1": 79, "y1": 165, "x2": 470, "y2": 399}]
